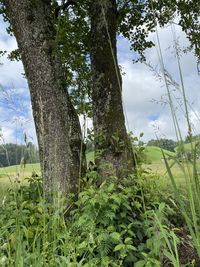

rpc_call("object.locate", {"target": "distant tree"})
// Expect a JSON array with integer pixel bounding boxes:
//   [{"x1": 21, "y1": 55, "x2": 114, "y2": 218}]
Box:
[
  {"x1": 147, "y1": 139, "x2": 177, "y2": 152},
  {"x1": 0, "y1": 142, "x2": 39, "y2": 167}
]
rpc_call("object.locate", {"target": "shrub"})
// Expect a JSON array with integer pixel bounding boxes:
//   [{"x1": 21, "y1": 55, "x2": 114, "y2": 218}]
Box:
[{"x1": 0, "y1": 170, "x2": 187, "y2": 266}]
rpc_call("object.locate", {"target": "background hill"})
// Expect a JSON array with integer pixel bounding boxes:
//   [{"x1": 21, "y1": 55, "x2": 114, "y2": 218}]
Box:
[{"x1": 144, "y1": 146, "x2": 175, "y2": 162}]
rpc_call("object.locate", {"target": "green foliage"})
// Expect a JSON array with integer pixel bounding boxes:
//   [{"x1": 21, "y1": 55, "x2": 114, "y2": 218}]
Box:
[
  {"x1": 117, "y1": 0, "x2": 155, "y2": 62},
  {"x1": 174, "y1": 141, "x2": 200, "y2": 162},
  {"x1": 54, "y1": 1, "x2": 92, "y2": 117},
  {"x1": 7, "y1": 49, "x2": 21, "y2": 61},
  {"x1": 0, "y1": 169, "x2": 181, "y2": 266},
  {"x1": 117, "y1": 0, "x2": 200, "y2": 62},
  {"x1": 185, "y1": 134, "x2": 200, "y2": 144},
  {"x1": 146, "y1": 0, "x2": 200, "y2": 59},
  {"x1": 163, "y1": 142, "x2": 200, "y2": 260}
]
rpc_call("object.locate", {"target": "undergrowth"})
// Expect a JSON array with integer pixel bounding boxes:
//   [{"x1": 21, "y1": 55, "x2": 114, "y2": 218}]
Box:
[{"x1": 0, "y1": 168, "x2": 195, "y2": 267}]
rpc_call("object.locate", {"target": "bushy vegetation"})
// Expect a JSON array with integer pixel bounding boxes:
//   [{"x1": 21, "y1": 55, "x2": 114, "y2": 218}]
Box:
[
  {"x1": 0, "y1": 140, "x2": 200, "y2": 266},
  {"x1": 0, "y1": 165, "x2": 199, "y2": 266}
]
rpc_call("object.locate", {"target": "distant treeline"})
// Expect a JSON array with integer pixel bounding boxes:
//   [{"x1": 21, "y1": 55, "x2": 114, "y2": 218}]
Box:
[
  {"x1": 185, "y1": 134, "x2": 200, "y2": 143},
  {"x1": 0, "y1": 142, "x2": 39, "y2": 167},
  {"x1": 147, "y1": 139, "x2": 177, "y2": 152},
  {"x1": 147, "y1": 134, "x2": 200, "y2": 152}
]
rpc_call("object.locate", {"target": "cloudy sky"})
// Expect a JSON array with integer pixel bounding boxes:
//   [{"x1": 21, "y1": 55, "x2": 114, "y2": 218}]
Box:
[{"x1": 0, "y1": 14, "x2": 199, "y2": 145}]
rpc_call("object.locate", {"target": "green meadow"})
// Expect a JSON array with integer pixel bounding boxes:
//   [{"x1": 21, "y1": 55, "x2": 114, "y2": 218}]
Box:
[
  {"x1": 0, "y1": 145, "x2": 196, "y2": 199},
  {"x1": 0, "y1": 163, "x2": 40, "y2": 198},
  {"x1": 144, "y1": 145, "x2": 175, "y2": 161}
]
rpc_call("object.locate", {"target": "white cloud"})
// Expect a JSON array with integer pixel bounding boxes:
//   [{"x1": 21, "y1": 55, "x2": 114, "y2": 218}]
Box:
[
  {"x1": 0, "y1": 16, "x2": 37, "y2": 145},
  {"x1": 118, "y1": 24, "x2": 200, "y2": 141},
  {"x1": 0, "y1": 18, "x2": 26, "y2": 88},
  {"x1": 0, "y1": 126, "x2": 15, "y2": 144},
  {"x1": 0, "y1": 109, "x2": 37, "y2": 145}
]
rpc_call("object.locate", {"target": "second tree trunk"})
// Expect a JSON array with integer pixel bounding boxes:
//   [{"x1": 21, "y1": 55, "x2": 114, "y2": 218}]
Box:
[{"x1": 90, "y1": 0, "x2": 135, "y2": 181}]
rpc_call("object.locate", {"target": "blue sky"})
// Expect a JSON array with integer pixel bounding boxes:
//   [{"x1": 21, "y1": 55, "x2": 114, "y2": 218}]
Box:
[
  {"x1": 0, "y1": 14, "x2": 200, "y2": 145},
  {"x1": 0, "y1": 16, "x2": 36, "y2": 145}
]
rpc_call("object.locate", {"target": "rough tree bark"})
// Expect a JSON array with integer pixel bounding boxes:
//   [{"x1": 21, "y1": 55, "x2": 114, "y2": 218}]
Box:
[
  {"x1": 90, "y1": 0, "x2": 135, "y2": 180},
  {"x1": 3, "y1": 0, "x2": 86, "y2": 196}
]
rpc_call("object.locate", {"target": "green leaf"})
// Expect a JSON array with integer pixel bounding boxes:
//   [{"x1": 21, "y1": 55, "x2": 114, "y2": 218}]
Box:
[
  {"x1": 78, "y1": 241, "x2": 87, "y2": 249},
  {"x1": 23, "y1": 227, "x2": 34, "y2": 239},
  {"x1": 124, "y1": 237, "x2": 132, "y2": 244},
  {"x1": 107, "y1": 183, "x2": 115, "y2": 192},
  {"x1": 126, "y1": 244, "x2": 137, "y2": 251},
  {"x1": 110, "y1": 232, "x2": 121, "y2": 241},
  {"x1": 37, "y1": 206, "x2": 43, "y2": 214},
  {"x1": 114, "y1": 244, "x2": 125, "y2": 252},
  {"x1": 135, "y1": 260, "x2": 146, "y2": 267},
  {"x1": 30, "y1": 215, "x2": 35, "y2": 225}
]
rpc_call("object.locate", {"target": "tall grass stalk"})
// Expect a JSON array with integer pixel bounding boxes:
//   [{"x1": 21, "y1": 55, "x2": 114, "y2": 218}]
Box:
[
  {"x1": 156, "y1": 21, "x2": 200, "y2": 259},
  {"x1": 154, "y1": 211, "x2": 180, "y2": 267}
]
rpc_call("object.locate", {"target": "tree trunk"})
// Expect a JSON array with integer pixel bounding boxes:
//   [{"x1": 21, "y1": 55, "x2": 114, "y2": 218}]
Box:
[
  {"x1": 4, "y1": 0, "x2": 86, "y2": 196},
  {"x1": 90, "y1": 0, "x2": 135, "y2": 181}
]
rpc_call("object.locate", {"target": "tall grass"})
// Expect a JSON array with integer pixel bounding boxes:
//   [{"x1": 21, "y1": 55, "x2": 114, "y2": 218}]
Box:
[{"x1": 154, "y1": 21, "x2": 200, "y2": 261}]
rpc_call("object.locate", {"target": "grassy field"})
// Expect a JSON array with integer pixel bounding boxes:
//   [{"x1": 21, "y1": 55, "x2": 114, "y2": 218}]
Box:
[
  {"x1": 174, "y1": 140, "x2": 200, "y2": 154},
  {"x1": 0, "y1": 163, "x2": 40, "y2": 197},
  {"x1": 87, "y1": 146, "x2": 176, "y2": 163},
  {"x1": 146, "y1": 160, "x2": 197, "y2": 187},
  {"x1": 144, "y1": 146, "x2": 200, "y2": 188},
  {"x1": 0, "y1": 146, "x2": 197, "y2": 200},
  {"x1": 144, "y1": 146, "x2": 175, "y2": 162},
  {"x1": 0, "y1": 153, "x2": 95, "y2": 199}
]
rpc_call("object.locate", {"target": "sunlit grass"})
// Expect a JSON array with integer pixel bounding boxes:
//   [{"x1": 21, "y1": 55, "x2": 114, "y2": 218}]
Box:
[
  {"x1": 0, "y1": 152, "x2": 96, "y2": 199},
  {"x1": 145, "y1": 146, "x2": 175, "y2": 162},
  {"x1": 0, "y1": 163, "x2": 40, "y2": 200}
]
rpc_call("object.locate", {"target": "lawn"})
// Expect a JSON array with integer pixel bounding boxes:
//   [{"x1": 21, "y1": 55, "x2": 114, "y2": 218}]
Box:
[{"x1": 143, "y1": 146, "x2": 191, "y2": 188}]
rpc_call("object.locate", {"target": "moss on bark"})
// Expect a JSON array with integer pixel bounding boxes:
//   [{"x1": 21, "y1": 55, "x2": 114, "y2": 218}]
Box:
[{"x1": 90, "y1": 0, "x2": 135, "y2": 181}]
